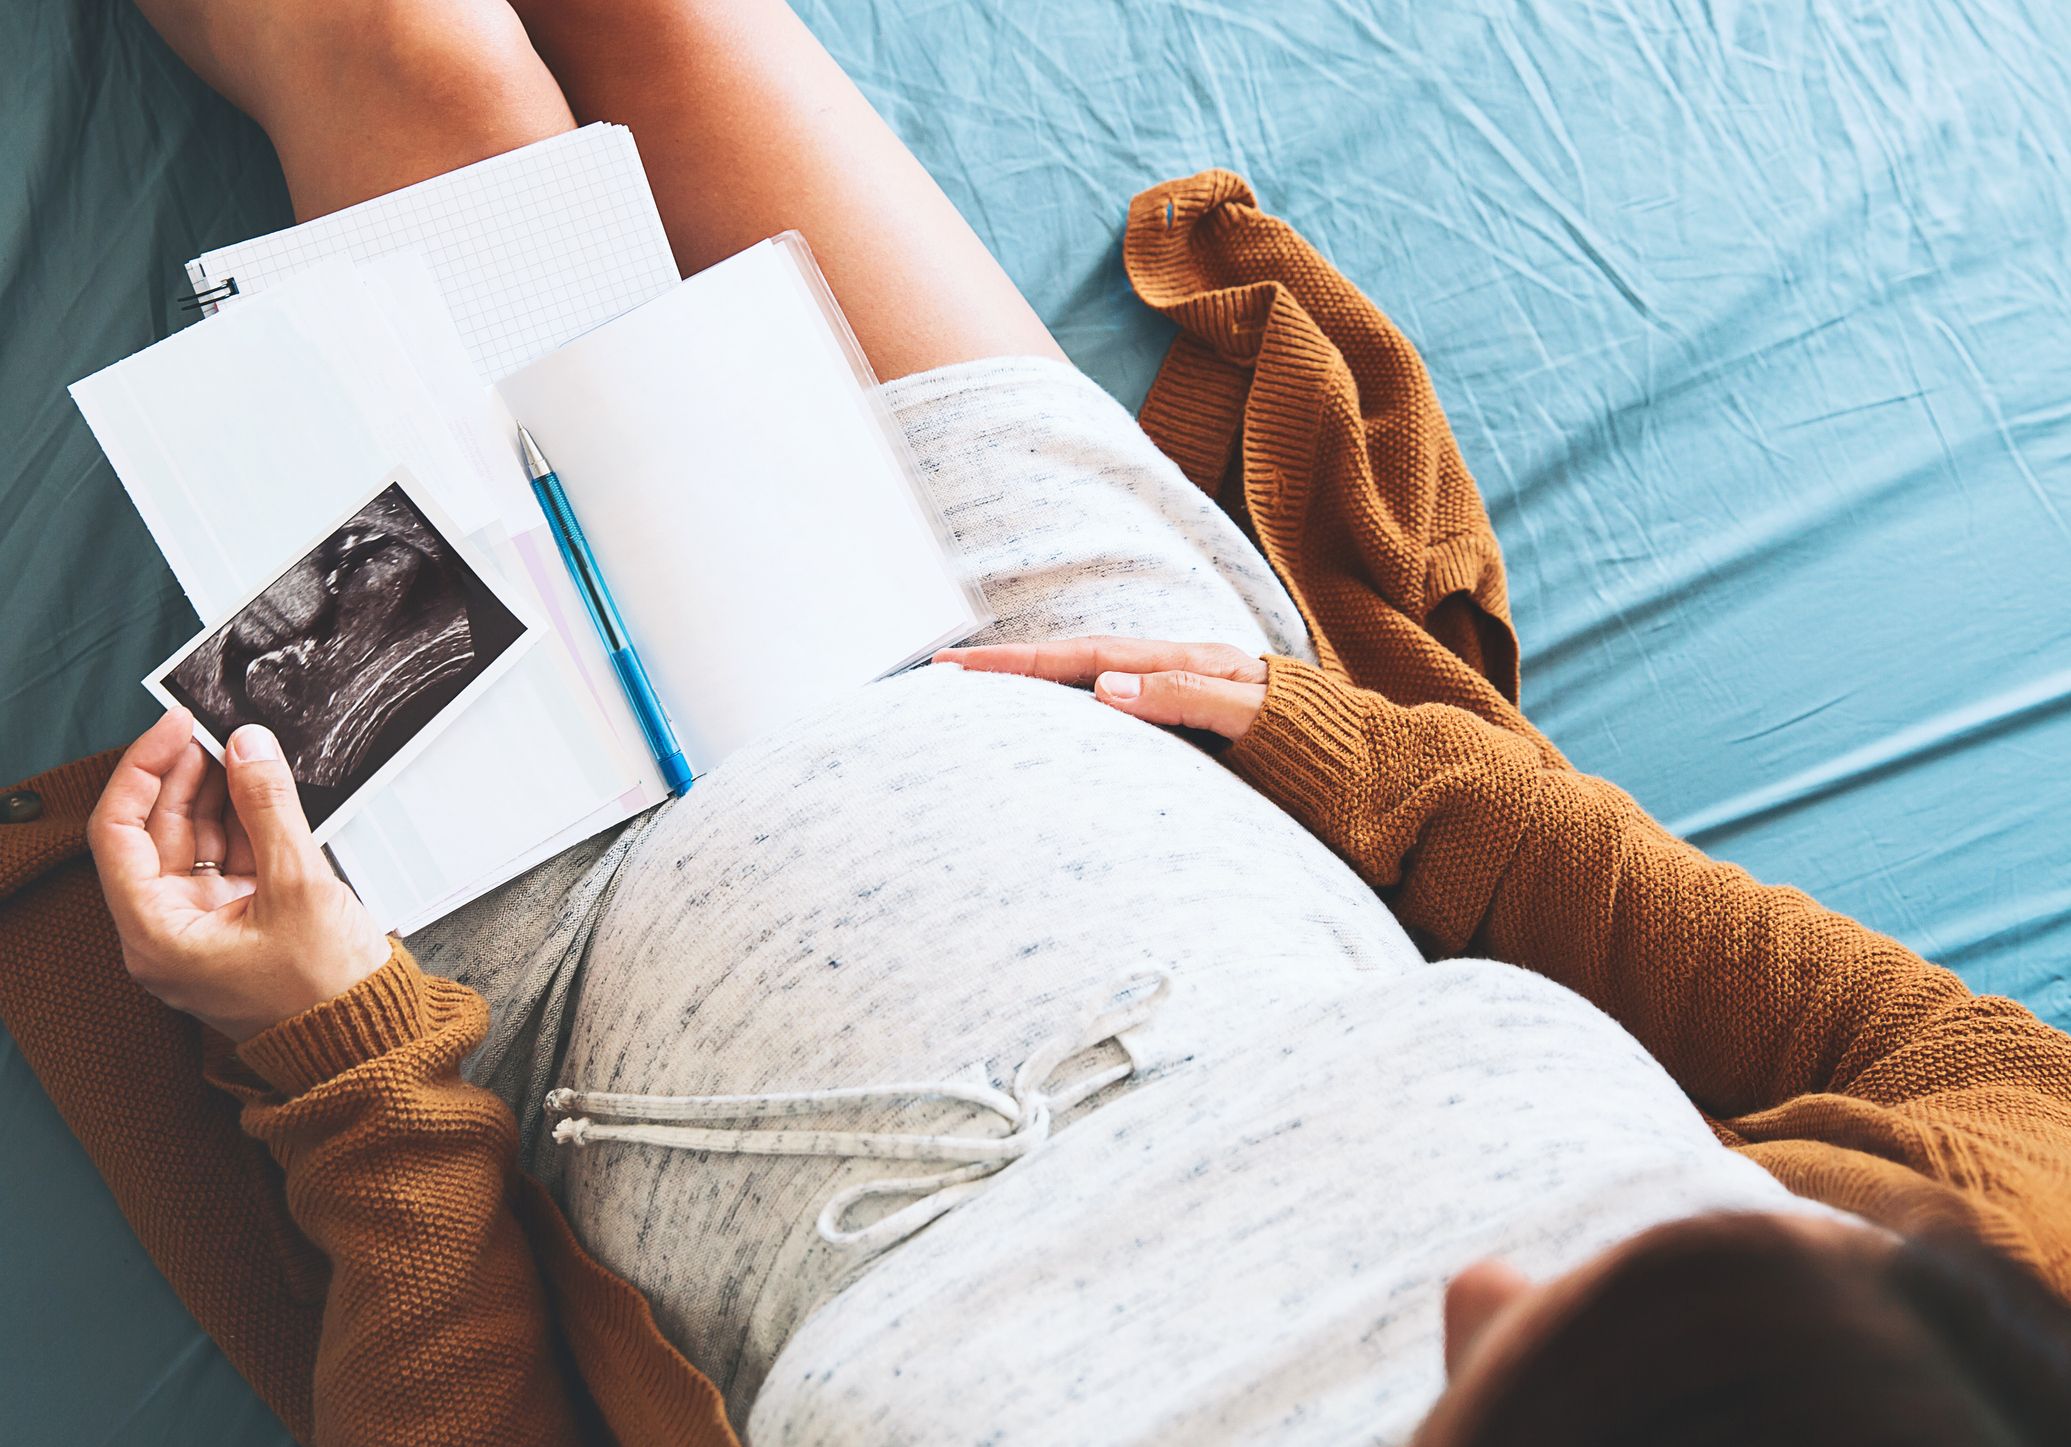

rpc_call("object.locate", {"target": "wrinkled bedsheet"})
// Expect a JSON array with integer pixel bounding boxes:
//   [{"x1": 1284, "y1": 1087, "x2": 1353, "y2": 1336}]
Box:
[{"x1": 4, "y1": 0, "x2": 2069, "y2": 1439}]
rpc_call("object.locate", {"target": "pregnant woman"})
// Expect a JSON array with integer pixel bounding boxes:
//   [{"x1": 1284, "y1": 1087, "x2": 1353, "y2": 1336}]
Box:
[{"x1": 70, "y1": 0, "x2": 2071, "y2": 1442}]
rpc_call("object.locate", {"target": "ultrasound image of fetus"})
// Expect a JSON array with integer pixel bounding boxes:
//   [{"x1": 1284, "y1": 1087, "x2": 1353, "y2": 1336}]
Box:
[{"x1": 161, "y1": 483, "x2": 524, "y2": 829}]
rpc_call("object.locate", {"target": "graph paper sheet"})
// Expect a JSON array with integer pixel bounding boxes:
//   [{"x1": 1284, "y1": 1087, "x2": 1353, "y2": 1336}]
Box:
[{"x1": 185, "y1": 124, "x2": 679, "y2": 381}]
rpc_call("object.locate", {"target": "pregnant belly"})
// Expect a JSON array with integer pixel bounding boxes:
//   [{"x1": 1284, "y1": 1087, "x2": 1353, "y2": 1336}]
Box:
[
  {"x1": 747, "y1": 961, "x2": 1839, "y2": 1447},
  {"x1": 554, "y1": 665, "x2": 1424, "y2": 1418}
]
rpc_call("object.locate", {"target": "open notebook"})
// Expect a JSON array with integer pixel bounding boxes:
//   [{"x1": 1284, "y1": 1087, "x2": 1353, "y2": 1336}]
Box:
[{"x1": 75, "y1": 130, "x2": 986, "y2": 931}]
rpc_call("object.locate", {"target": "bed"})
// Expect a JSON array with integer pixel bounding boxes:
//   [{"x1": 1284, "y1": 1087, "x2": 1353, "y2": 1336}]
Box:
[{"x1": 5, "y1": 0, "x2": 2069, "y2": 1439}]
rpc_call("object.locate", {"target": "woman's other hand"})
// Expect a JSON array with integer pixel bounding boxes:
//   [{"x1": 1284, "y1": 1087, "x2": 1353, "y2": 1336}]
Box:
[
  {"x1": 87, "y1": 708, "x2": 394, "y2": 1042},
  {"x1": 934, "y1": 637, "x2": 1268, "y2": 741}
]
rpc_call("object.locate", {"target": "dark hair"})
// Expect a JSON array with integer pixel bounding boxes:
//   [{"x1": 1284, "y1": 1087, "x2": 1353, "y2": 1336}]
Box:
[{"x1": 1451, "y1": 1215, "x2": 2071, "y2": 1447}]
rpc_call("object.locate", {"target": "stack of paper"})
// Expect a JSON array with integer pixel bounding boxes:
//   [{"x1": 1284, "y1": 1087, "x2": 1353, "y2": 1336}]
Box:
[
  {"x1": 186, "y1": 123, "x2": 680, "y2": 382},
  {"x1": 74, "y1": 125, "x2": 986, "y2": 932}
]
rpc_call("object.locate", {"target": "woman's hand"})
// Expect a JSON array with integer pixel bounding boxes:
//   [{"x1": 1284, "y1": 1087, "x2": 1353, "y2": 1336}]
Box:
[
  {"x1": 87, "y1": 708, "x2": 393, "y2": 1042},
  {"x1": 934, "y1": 637, "x2": 1269, "y2": 740}
]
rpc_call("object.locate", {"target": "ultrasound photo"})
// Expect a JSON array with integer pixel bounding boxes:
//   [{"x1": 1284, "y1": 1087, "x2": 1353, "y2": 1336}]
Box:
[{"x1": 149, "y1": 476, "x2": 532, "y2": 840}]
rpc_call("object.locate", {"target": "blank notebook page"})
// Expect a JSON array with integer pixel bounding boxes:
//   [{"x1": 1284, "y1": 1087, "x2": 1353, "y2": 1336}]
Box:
[
  {"x1": 186, "y1": 124, "x2": 680, "y2": 381},
  {"x1": 495, "y1": 239, "x2": 982, "y2": 771}
]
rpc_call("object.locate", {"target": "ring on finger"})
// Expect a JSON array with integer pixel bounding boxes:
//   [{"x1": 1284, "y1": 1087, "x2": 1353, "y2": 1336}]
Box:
[{"x1": 190, "y1": 860, "x2": 223, "y2": 875}]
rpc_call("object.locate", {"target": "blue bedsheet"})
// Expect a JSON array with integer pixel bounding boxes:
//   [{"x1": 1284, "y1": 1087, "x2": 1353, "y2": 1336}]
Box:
[{"x1": 5, "y1": 0, "x2": 2069, "y2": 1439}]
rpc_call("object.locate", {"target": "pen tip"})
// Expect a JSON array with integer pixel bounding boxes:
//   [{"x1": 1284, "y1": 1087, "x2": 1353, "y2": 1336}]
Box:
[{"x1": 518, "y1": 425, "x2": 549, "y2": 479}]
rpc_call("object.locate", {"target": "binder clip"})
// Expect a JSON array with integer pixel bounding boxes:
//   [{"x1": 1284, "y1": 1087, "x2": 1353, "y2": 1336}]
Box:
[{"x1": 178, "y1": 276, "x2": 241, "y2": 312}]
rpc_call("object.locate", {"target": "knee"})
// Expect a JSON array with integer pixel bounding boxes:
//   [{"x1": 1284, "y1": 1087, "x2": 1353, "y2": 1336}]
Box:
[
  {"x1": 361, "y1": 0, "x2": 549, "y2": 117},
  {"x1": 249, "y1": 0, "x2": 555, "y2": 133}
]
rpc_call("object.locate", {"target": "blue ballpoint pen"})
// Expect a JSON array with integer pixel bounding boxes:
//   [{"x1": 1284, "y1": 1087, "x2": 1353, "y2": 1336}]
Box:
[{"x1": 519, "y1": 426, "x2": 695, "y2": 797}]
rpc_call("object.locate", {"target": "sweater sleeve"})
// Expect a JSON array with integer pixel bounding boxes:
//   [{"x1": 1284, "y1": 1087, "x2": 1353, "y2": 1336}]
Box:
[
  {"x1": 1225, "y1": 656, "x2": 2071, "y2": 1289},
  {"x1": 204, "y1": 944, "x2": 591, "y2": 1447}
]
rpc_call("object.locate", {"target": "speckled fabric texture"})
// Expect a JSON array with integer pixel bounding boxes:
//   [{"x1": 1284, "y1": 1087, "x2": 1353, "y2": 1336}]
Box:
[
  {"x1": 545, "y1": 358, "x2": 1839, "y2": 1441},
  {"x1": 750, "y1": 954, "x2": 1842, "y2": 1446},
  {"x1": 407, "y1": 813, "x2": 659, "y2": 1170},
  {"x1": 407, "y1": 354, "x2": 1318, "y2": 1166}
]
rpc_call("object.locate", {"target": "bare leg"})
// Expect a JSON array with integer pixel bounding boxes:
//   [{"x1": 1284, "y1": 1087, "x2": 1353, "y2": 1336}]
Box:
[
  {"x1": 135, "y1": 0, "x2": 1062, "y2": 379},
  {"x1": 505, "y1": 0, "x2": 1066, "y2": 379},
  {"x1": 133, "y1": 0, "x2": 576, "y2": 221}
]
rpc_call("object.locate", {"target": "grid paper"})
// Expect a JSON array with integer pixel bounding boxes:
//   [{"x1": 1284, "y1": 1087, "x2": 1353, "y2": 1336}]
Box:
[{"x1": 184, "y1": 125, "x2": 679, "y2": 381}]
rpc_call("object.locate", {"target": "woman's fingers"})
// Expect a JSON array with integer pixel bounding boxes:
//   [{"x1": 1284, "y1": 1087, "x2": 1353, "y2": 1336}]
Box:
[
  {"x1": 936, "y1": 639, "x2": 1095, "y2": 680},
  {"x1": 88, "y1": 709, "x2": 197, "y2": 910},
  {"x1": 190, "y1": 759, "x2": 230, "y2": 873},
  {"x1": 933, "y1": 637, "x2": 1272, "y2": 740},
  {"x1": 938, "y1": 636, "x2": 1266, "y2": 686},
  {"x1": 145, "y1": 739, "x2": 211, "y2": 874},
  {"x1": 93, "y1": 718, "x2": 390, "y2": 1043},
  {"x1": 223, "y1": 725, "x2": 322, "y2": 890},
  {"x1": 1093, "y1": 668, "x2": 1266, "y2": 740}
]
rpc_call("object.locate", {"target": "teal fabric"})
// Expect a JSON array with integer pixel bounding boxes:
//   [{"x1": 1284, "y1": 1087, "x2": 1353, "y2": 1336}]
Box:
[
  {"x1": 2, "y1": 3, "x2": 298, "y2": 1440},
  {"x1": 5, "y1": 0, "x2": 2069, "y2": 1439}
]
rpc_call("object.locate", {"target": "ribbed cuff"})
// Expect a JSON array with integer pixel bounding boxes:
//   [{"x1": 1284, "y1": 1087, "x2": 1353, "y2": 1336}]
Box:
[
  {"x1": 1223, "y1": 656, "x2": 1384, "y2": 825},
  {"x1": 237, "y1": 941, "x2": 430, "y2": 1097}
]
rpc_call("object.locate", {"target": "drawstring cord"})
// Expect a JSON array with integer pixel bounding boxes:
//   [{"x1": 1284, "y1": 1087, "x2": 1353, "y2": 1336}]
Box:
[{"x1": 547, "y1": 971, "x2": 1172, "y2": 1254}]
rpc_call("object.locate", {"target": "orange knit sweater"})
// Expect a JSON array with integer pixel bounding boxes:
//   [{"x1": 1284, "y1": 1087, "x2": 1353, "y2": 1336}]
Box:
[{"x1": 2, "y1": 171, "x2": 2069, "y2": 1445}]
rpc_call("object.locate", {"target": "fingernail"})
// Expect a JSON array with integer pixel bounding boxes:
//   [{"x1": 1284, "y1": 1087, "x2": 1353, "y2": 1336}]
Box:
[
  {"x1": 1098, "y1": 671, "x2": 1141, "y2": 700},
  {"x1": 230, "y1": 724, "x2": 281, "y2": 763}
]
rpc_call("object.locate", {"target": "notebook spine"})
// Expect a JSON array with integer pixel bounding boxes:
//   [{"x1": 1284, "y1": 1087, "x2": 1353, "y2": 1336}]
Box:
[{"x1": 179, "y1": 275, "x2": 240, "y2": 313}]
